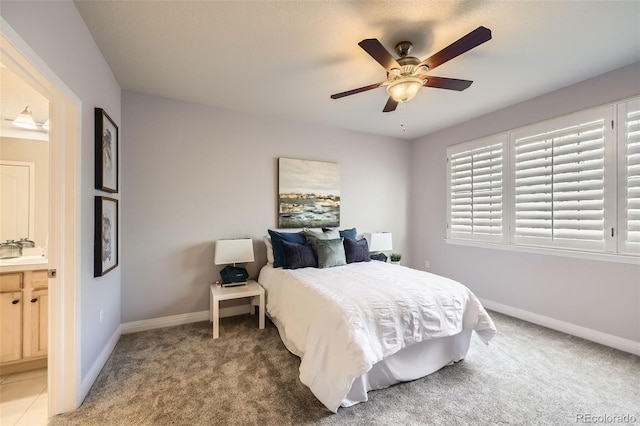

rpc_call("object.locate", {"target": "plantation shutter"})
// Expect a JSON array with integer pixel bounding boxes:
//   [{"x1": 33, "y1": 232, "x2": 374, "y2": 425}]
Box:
[
  {"x1": 447, "y1": 135, "x2": 506, "y2": 242},
  {"x1": 512, "y1": 107, "x2": 613, "y2": 251},
  {"x1": 619, "y1": 99, "x2": 640, "y2": 254}
]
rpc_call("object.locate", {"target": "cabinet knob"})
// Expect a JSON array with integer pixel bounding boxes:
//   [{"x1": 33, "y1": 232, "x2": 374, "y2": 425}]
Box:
[
  {"x1": 31, "y1": 298, "x2": 38, "y2": 303},
  {"x1": 12, "y1": 299, "x2": 19, "y2": 304}
]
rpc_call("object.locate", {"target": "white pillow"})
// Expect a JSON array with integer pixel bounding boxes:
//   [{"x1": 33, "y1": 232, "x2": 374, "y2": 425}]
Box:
[{"x1": 264, "y1": 235, "x2": 274, "y2": 264}]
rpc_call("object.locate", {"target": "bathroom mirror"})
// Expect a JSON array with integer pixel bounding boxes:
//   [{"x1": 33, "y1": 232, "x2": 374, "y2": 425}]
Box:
[
  {"x1": 0, "y1": 140, "x2": 49, "y2": 248},
  {"x1": 0, "y1": 66, "x2": 50, "y2": 250},
  {"x1": 0, "y1": 160, "x2": 35, "y2": 242}
]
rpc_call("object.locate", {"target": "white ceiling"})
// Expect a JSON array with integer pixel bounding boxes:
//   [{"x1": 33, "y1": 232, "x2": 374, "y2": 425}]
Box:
[{"x1": 74, "y1": 0, "x2": 640, "y2": 140}]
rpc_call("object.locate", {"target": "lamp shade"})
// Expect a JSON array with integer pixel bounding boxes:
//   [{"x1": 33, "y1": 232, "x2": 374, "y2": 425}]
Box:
[
  {"x1": 364, "y1": 232, "x2": 393, "y2": 252},
  {"x1": 214, "y1": 239, "x2": 255, "y2": 265}
]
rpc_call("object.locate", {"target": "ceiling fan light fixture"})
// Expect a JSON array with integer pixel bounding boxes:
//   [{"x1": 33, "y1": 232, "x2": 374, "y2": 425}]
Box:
[
  {"x1": 386, "y1": 77, "x2": 423, "y2": 103},
  {"x1": 13, "y1": 106, "x2": 37, "y2": 130}
]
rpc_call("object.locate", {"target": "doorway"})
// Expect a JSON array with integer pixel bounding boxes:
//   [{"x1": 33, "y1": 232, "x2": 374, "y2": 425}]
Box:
[{"x1": 1, "y1": 20, "x2": 80, "y2": 417}]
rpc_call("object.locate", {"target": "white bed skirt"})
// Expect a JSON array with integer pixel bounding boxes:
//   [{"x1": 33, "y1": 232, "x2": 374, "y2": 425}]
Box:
[
  {"x1": 343, "y1": 328, "x2": 472, "y2": 407},
  {"x1": 270, "y1": 313, "x2": 473, "y2": 408}
]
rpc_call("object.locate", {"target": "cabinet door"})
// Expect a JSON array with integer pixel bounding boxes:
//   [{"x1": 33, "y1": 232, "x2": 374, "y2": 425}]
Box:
[
  {"x1": 29, "y1": 289, "x2": 48, "y2": 357},
  {"x1": 0, "y1": 292, "x2": 23, "y2": 362},
  {"x1": 31, "y1": 270, "x2": 49, "y2": 290}
]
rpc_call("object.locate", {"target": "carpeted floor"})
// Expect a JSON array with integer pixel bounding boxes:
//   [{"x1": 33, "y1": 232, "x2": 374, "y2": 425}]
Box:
[{"x1": 50, "y1": 311, "x2": 639, "y2": 425}]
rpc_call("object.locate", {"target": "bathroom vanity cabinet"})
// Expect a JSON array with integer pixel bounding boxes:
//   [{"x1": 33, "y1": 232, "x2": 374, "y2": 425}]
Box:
[{"x1": 0, "y1": 269, "x2": 48, "y2": 364}]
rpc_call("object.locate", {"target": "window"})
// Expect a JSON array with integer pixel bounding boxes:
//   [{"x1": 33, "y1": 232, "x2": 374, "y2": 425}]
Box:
[
  {"x1": 447, "y1": 135, "x2": 507, "y2": 242},
  {"x1": 511, "y1": 106, "x2": 615, "y2": 252},
  {"x1": 618, "y1": 98, "x2": 640, "y2": 255},
  {"x1": 446, "y1": 97, "x2": 639, "y2": 259}
]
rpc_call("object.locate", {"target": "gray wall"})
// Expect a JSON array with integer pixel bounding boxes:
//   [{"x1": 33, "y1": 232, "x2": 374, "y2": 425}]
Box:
[
  {"x1": 409, "y1": 62, "x2": 640, "y2": 343},
  {"x1": 2, "y1": 1, "x2": 122, "y2": 379},
  {"x1": 121, "y1": 90, "x2": 411, "y2": 323}
]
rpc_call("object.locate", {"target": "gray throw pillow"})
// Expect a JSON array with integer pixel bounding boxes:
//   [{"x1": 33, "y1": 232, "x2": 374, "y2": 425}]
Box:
[{"x1": 311, "y1": 238, "x2": 346, "y2": 268}]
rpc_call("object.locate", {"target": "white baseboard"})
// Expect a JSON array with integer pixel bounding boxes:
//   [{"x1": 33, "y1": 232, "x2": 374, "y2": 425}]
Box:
[
  {"x1": 79, "y1": 324, "x2": 122, "y2": 403},
  {"x1": 121, "y1": 304, "x2": 252, "y2": 334},
  {"x1": 480, "y1": 298, "x2": 640, "y2": 356}
]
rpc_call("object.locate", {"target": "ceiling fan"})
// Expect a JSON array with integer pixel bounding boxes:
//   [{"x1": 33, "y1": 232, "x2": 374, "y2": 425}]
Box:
[{"x1": 330, "y1": 26, "x2": 492, "y2": 112}]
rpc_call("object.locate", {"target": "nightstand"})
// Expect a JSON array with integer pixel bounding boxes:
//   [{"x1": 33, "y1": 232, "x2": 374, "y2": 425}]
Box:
[{"x1": 209, "y1": 280, "x2": 265, "y2": 339}]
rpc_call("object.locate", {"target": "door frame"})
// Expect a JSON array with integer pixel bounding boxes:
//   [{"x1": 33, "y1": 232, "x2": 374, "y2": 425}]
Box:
[{"x1": 1, "y1": 19, "x2": 81, "y2": 415}]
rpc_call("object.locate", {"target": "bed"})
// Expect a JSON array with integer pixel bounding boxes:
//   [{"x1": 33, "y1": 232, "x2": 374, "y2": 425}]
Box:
[{"x1": 258, "y1": 256, "x2": 496, "y2": 413}]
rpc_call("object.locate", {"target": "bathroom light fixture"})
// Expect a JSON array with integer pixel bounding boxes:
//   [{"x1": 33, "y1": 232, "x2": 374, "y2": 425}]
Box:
[
  {"x1": 42, "y1": 119, "x2": 49, "y2": 131},
  {"x1": 13, "y1": 106, "x2": 37, "y2": 130}
]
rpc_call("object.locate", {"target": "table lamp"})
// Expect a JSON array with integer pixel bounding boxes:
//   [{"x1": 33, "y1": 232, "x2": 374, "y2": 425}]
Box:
[
  {"x1": 364, "y1": 232, "x2": 392, "y2": 262},
  {"x1": 214, "y1": 238, "x2": 255, "y2": 287}
]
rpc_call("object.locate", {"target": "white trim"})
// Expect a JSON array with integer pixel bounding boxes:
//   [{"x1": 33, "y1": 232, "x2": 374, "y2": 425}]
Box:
[
  {"x1": 79, "y1": 325, "x2": 121, "y2": 401},
  {"x1": 445, "y1": 238, "x2": 640, "y2": 265},
  {"x1": 481, "y1": 298, "x2": 640, "y2": 356},
  {"x1": 121, "y1": 305, "x2": 252, "y2": 335},
  {"x1": 1, "y1": 17, "x2": 81, "y2": 416}
]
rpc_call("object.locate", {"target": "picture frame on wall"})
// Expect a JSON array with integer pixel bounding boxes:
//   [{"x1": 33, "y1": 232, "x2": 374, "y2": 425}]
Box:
[
  {"x1": 278, "y1": 158, "x2": 341, "y2": 228},
  {"x1": 94, "y1": 196, "x2": 118, "y2": 277},
  {"x1": 95, "y1": 107, "x2": 118, "y2": 193}
]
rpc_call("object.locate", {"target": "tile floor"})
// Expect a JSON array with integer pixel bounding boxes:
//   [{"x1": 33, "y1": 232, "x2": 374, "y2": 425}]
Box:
[{"x1": 0, "y1": 368, "x2": 48, "y2": 425}]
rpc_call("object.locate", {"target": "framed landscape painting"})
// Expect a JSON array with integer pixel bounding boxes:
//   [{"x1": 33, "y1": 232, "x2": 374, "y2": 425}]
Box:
[
  {"x1": 278, "y1": 158, "x2": 340, "y2": 228},
  {"x1": 94, "y1": 196, "x2": 118, "y2": 277},
  {"x1": 95, "y1": 108, "x2": 119, "y2": 193}
]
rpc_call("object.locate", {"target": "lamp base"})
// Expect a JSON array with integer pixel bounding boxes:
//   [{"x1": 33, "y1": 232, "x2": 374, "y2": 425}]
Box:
[
  {"x1": 370, "y1": 252, "x2": 388, "y2": 262},
  {"x1": 220, "y1": 265, "x2": 249, "y2": 285},
  {"x1": 221, "y1": 281, "x2": 247, "y2": 288}
]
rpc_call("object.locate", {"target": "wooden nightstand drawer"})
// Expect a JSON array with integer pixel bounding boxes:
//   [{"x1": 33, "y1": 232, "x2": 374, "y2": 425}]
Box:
[{"x1": 0, "y1": 273, "x2": 22, "y2": 292}]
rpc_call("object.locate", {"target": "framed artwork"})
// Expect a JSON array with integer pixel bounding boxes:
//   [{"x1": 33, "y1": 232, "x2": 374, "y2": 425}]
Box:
[
  {"x1": 278, "y1": 158, "x2": 340, "y2": 228},
  {"x1": 95, "y1": 108, "x2": 119, "y2": 193},
  {"x1": 94, "y1": 196, "x2": 118, "y2": 277}
]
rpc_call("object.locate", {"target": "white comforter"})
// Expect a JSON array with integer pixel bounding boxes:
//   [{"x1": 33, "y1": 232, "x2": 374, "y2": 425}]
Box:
[{"x1": 258, "y1": 261, "x2": 496, "y2": 412}]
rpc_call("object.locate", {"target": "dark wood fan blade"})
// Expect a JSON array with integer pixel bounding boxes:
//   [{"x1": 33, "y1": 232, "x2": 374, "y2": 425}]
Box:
[
  {"x1": 358, "y1": 39, "x2": 401, "y2": 71},
  {"x1": 330, "y1": 82, "x2": 384, "y2": 99},
  {"x1": 383, "y1": 97, "x2": 398, "y2": 112},
  {"x1": 420, "y1": 26, "x2": 491, "y2": 71},
  {"x1": 423, "y1": 76, "x2": 473, "y2": 91}
]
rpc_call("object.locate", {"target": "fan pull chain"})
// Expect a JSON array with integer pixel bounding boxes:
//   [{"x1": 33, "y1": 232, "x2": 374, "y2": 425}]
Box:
[{"x1": 400, "y1": 102, "x2": 407, "y2": 133}]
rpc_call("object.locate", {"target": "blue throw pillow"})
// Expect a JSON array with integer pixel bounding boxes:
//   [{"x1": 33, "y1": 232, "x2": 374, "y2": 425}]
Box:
[
  {"x1": 268, "y1": 229, "x2": 306, "y2": 268},
  {"x1": 312, "y1": 238, "x2": 346, "y2": 268},
  {"x1": 322, "y1": 227, "x2": 357, "y2": 240},
  {"x1": 281, "y1": 240, "x2": 317, "y2": 269},
  {"x1": 343, "y1": 238, "x2": 370, "y2": 264}
]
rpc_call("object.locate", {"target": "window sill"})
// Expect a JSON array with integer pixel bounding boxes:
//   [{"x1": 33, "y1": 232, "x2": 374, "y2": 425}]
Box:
[{"x1": 444, "y1": 238, "x2": 640, "y2": 265}]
